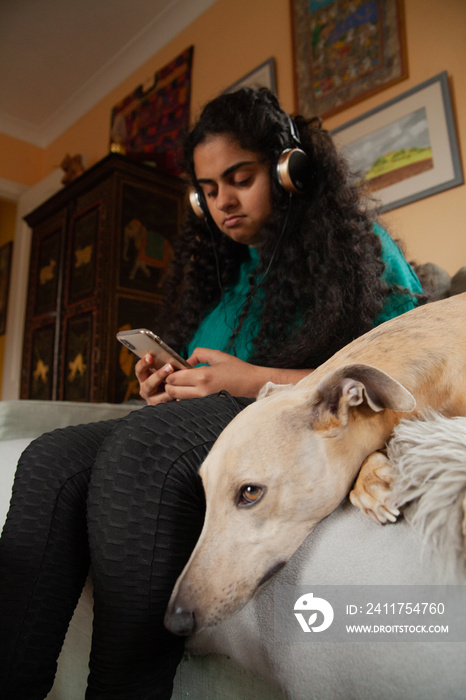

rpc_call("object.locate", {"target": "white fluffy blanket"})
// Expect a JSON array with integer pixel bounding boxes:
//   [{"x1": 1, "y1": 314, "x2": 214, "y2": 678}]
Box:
[{"x1": 388, "y1": 411, "x2": 466, "y2": 580}]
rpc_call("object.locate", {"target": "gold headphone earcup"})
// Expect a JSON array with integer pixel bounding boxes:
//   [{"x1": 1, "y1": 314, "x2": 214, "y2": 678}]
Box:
[
  {"x1": 276, "y1": 148, "x2": 312, "y2": 193},
  {"x1": 189, "y1": 187, "x2": 206, "y2": 218}
]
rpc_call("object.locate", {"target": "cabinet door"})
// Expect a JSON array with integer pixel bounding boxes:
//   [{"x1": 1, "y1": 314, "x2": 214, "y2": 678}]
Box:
[
  {"x1": 20, "y1": 211, "x2": 66, "y2": 400},
  {"x1": 104, "y1": 175, "x2": 185, "y2": 403},
  {"x1": 59, "y1": 190, "x2": 109, "y2": 402},
  {"x1": 61, "y1": 310, "x2": 96, "y2": 402},
  {"x1": 117, "y1": 179, "x2": 180, "y2": 295}
]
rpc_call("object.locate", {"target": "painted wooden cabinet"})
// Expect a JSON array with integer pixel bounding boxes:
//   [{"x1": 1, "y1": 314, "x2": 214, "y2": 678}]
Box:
[{"x1": 21, "y1": 153, "x2": 185, "y2": 403}]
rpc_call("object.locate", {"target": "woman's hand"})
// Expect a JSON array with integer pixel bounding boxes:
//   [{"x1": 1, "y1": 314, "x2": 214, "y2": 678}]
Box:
[
  {"x1": 136, "y1": 348, "x2": 313, "y2": 404},
  {"x1": 135, "y1": 354, "x2": 177, "y2": 405},
  {"x1": 164, "y1": 348, "x2": 271, "y2": 400}
]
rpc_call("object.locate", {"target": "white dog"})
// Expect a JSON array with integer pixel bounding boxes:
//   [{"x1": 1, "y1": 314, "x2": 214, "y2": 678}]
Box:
[{"x1": 165, "y1": 293, "x2": 466, "y2": 635}]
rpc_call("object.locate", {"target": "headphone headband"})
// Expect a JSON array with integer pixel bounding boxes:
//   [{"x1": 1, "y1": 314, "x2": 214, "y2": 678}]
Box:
[{"x1": 287, "y1": 114, "x2": 301, "y2": 145}]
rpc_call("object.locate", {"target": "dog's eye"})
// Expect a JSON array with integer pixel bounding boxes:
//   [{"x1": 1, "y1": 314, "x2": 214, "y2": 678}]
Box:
[{"x1": 237, "y1": 484, "x2": 265, "y2": 507}]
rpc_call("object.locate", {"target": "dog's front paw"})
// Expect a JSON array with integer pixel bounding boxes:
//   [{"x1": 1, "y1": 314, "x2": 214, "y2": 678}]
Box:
[{"x1": 349, "y1": 451, "x2": 400, "y2": 525}]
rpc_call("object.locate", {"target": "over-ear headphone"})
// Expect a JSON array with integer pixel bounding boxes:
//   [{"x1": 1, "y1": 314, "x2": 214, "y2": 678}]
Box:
[
  {"x1": 189, "y1": 115, "x2": 312, "y2": 219},
  {"x1": 276, "y1": 116, "x2": 312, "y2": 194},
  {"x1": 189, "y1": 187, "x2": 207, "y2": 219}
]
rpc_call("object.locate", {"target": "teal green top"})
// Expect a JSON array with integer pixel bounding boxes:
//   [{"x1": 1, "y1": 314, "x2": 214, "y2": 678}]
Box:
[
  {"x1": 185, "y1": 223, "x2": 422, "y2": 362},
  {"x1": 186, "y1": 247, "x2": 262, "y2": 361},
  {"x1": 373, "y1": 222, "x2": 422, "y2": 323}
]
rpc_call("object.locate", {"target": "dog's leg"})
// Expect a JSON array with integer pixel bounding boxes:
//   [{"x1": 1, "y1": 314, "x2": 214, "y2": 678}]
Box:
[{"x1": 349, "y1": 451, "x2": 400, "y2": 525}]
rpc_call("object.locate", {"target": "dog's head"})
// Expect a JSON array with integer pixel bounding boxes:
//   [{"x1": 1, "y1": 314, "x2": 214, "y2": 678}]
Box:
[{"x1": 165, "y1": 364, "x2": 415, "y2": 635}]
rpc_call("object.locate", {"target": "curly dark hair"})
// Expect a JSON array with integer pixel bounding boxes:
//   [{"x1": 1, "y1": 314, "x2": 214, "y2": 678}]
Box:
[{"x1": 158, "y1": 87, "x2": 388, "y2": 369}]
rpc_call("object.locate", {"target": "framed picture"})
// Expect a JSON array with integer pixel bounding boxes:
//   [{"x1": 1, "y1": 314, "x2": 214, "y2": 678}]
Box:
[
  {"x1": 0, "y1": 241, "x2": 13, "y2": 335},
  {"x1": 331, "y1": 71, "x2": 464, "y2": 213},
  {"x1": 224, "y1": 58, "x2": 277, "y2": 95},
  {"x1": 292, "y1": 0, "x2": 408, "y2": 118}
]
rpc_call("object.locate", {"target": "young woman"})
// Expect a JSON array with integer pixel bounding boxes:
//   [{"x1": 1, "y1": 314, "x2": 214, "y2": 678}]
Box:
[{"x1": 0, "y1": 88, "x2": 422, "y2": 699}]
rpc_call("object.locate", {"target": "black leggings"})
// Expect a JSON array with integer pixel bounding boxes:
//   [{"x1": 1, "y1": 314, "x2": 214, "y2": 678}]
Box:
[{"x1": 0, "y1": 394, "x2": 252, "y2": 699}]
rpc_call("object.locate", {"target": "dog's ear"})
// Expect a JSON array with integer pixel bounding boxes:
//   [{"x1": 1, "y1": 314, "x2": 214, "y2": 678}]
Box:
[
  {"x1": 257, "y1": 382, "x2": 294, "y2": 400},
  {"x1": 309, "y1": 363, "x2": 416, "y2": 430}
]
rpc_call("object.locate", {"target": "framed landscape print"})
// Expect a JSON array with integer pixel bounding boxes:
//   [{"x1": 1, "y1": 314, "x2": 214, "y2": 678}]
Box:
[{"x1": 331, "y1": 72, "x2": 464, "y2": 212}]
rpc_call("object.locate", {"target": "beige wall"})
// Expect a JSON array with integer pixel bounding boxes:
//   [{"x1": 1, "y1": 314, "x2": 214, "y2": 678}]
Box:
[
  {"x1": 1, "y1": 0, "x2": 465, "y2": 275},
  {"x1": 0, "y1": 133, "x2": 47, "y2": 185}
]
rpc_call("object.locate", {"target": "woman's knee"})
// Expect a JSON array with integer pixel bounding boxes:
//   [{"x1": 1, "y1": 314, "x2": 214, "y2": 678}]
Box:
[
  {"x1": 104, "y1": 395, "x2": 250, "y2": 453},
  {"x1": 8, "y1": 421, "x2": 116, "y2": 521},
  {"x1": 88, "y1": 398, "x2": 241, "y2": 498}
]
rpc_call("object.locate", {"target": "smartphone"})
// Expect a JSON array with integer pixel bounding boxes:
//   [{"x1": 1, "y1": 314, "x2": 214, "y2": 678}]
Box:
[{"x1": 116, "y1": 328, "x2": 192, "y2": 371}]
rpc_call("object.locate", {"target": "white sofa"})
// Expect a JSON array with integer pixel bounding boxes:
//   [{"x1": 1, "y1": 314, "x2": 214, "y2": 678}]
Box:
[{"x1": 1, "y1": 399, "x2": 465, "y2": 700}]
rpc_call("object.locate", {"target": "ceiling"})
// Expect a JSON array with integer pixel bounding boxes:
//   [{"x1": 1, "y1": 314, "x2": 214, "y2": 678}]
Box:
[{"x1": 0, "y1": 0, "x2": 218, "y2": 148}]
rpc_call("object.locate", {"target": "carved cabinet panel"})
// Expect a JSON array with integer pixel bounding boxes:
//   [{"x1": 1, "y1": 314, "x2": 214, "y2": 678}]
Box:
[{"x1": 21, "y1": 154, "x2": 185, "y2": 403}]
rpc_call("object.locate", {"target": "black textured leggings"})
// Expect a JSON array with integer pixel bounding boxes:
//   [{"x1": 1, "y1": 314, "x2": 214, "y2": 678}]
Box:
[{"x1": 0, "y1": 394, "x2": 252, "y2": 699}]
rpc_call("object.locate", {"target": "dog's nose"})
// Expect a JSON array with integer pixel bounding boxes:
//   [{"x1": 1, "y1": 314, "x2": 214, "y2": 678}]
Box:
[{"x1": 164, "y1": 607, "x2": 196, "y2": 636}]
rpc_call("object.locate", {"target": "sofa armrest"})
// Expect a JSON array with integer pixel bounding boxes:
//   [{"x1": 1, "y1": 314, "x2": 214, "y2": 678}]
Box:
[{"x1": 0, "y1": 400, "x2": 140, "y2": 441}]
